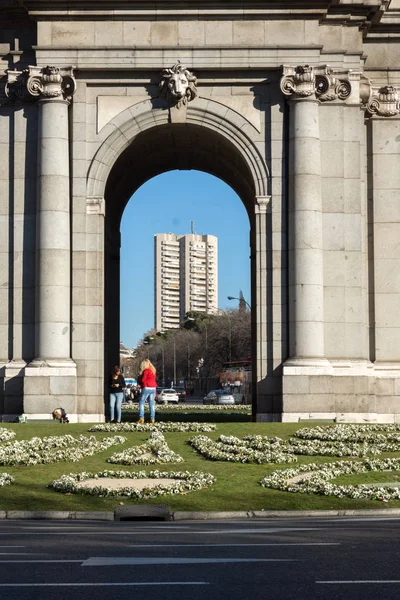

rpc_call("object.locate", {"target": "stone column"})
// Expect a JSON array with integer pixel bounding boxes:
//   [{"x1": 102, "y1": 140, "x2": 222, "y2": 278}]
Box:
[
  {"x1": 280, "y1": 65, "x2": 326, "y2": 364},
  {"x1": 253, "y1": 195, "x2": 270, "y2": 378},
  {"x1": 27, "y1": 66, "x2": 76, "y2": 364}
]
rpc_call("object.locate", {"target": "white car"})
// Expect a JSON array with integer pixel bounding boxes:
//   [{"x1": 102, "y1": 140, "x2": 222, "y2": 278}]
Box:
[
  {"x1": 157, "y1": 388, "x2": 179, "y2": 404},
  {"x1": 203, "y1": 390, "x2": 236, "y2": 405}
]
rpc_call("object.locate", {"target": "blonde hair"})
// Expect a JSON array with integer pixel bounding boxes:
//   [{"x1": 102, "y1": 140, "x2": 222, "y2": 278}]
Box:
[{"x1": 139, "y1": 359, "x2": 156, "y2": 375}]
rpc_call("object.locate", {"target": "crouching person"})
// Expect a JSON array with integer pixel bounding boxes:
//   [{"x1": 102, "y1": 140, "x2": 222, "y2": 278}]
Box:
[{"x1": 52, "y1": 408, "x2": 69, "y2": 423}]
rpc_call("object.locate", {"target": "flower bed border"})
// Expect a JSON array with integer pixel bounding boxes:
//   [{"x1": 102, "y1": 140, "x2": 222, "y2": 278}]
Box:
[
  {"x1": 89, "y1": 422, "x2": 216, "y2": 433},
  {"x1": 48, "y1": 469, "x2": 215, "y2": 500},
  {"x1": 260, "y1": 457, "x2": 400, "y2": 502},
  {"x1": 122, "y1": 403, "x2": 251, "y2": 412},
  {"x1": 0, "y1": 472, "x2": 14, "y2": 486},
  {"x1": 0, "y1": 434, "x2": 126, "y2": 466},
  {"x1": 0, "y1": 429, "x2": 15, "y2": 443},
  {"x1": 107, "y1": 431, "x2": 183, "y2": 465}
]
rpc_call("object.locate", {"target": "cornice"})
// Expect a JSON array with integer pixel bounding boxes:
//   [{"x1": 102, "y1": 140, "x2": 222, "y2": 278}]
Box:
[{"x1": 2, "y1": 1, "x2": 389, "y2": 23}]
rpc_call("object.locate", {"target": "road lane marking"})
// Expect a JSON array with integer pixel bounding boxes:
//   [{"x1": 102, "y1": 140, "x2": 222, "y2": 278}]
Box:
[
  {"x1": 83, "y1": 557, "x2": 298, "y2": 566},
  {"x1": 0, "y1": 527, "x2": 316, "y2": 536},
  {"x1": 317, "y1": 580, "x2": 400, "y2": 584},
  {"x1": 0, "y1": 560, "x2": 82, "y2": 563},
  {"x1": 128, "y1": 543, "x2": 339, "y2": 547},
  {"x1": 0, "y1": 582, "x2": 209, "y2": 587}
]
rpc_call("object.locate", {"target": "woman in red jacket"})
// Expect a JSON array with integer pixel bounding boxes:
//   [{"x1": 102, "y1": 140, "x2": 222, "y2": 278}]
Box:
[{"x1": 137, "y1": 359, "x2": 158, "y2": 424}]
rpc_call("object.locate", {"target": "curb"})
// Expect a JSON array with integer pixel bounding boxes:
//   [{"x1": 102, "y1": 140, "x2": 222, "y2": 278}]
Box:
[{"x1": 2, "y1": 508, "x2": 400, "y2": 521}]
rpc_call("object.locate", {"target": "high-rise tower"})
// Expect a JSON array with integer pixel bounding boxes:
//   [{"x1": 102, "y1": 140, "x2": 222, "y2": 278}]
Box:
[{"x1": 154, "y1": 233, "x2": 218, "y2": 331}]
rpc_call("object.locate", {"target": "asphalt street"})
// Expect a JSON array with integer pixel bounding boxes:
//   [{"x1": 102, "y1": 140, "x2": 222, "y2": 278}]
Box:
[{"x1": 0, "y1": 516, "x2": 399, "y2": 599}]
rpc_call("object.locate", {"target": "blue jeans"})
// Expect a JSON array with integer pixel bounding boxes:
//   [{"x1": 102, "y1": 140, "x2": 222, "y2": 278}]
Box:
[
  {"x1": 109, "y1": 392, "x2": 123, "y2": 422},
  {"x1": 139, "y1": 387, "x2": 156, "y2": 420}
]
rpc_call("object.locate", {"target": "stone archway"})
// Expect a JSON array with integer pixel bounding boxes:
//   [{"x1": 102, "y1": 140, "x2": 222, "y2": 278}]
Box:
[{"x1": 87, "y1": 98, "x2": 271, "y2": 418}]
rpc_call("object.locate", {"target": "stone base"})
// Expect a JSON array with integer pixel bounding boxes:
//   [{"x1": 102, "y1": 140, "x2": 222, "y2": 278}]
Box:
[
  {"x1": 281, "y1": 412, "x2": 400, "y2": 424},
  {"x1": 0, "y1": 361, "x2": 104, "y2": 423},
  {"x1": 281, "y1": 360, "x2": 400, "y2": 423},
  {"x1": 0, "y1": 413, "x2": 105, "y2": 423}
]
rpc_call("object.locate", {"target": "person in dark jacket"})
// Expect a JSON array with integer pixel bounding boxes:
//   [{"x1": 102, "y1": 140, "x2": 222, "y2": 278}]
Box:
[
  {"x1": 52, "y1": 407, "x2": 69, "y2": 423},
  {"x1": 137, "y1": 359, "x2": 157, "y2": 424},
  {"x1": 108, "y1": 365, "x2": 125, "y2": 423}
]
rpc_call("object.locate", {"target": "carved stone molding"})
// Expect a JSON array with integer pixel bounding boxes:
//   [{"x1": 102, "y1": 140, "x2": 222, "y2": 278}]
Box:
[
  {"x1": 281, "y1": 65, "x2": 316, "y2": 98},
  {"x1": 281, "y1": 65, "x2": 351, "y2": 102},
  {"x1": 86, "y1": 196, "x2": 105, "y2": 216},
  {"x1": 159, "y1": 61, "x2": 197, "y2": 108},
  {"x1": 255, "y1": 195, "x2": 271, "y2": 214},
  {"x1": 5, "y1": 65, "x2": 76, "y2": 102},
  {"x1": 366, "y1": 85, "x2": 400, "y2": 117},
  {"x1": 315, "y1": 69, "x2": 351, "y2": 102}
]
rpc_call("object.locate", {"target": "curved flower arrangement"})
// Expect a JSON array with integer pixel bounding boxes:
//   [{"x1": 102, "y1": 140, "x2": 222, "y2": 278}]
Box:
[
  {"x1": 0, "y1": 472, "x2": 14, "y2": 486},
  {"x1": 0, "y1": 429, "x2": 16, "y2": 443},
  {"x1": 189, "y1": 429, "x2": 400, "y2": 464},
  {"x1": 48, "y1": 469, "x2": 215, "y2": 500},
  {"x1": 189, "y1": 435, "x2": 297, "y2": 464},
  {"x1": 123, "y1": 403, "x2": 251, "y2": 412},
  {"x1": 107, "y1": 431, "x2": 183, "y2": 465},
  {"x1": 0, "y1": 434, "x2": 126, "y2": 466},
  {"x1": 260, "y1": 457, "x2": 400, "y2": 502},
  {"x1": 88, "y1": 422, "x2": 216, "y2": 433},
  {"x1": 243, "y1": 434, "x2": 387, "y2": 458},
  {"x1": 295, "y1": 423, "x2": 400, "y2": 444}
]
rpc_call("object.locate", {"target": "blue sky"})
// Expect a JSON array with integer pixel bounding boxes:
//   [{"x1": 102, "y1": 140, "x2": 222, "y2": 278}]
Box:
[{"x1": 120, "y1": 170, "x2": 250, "y2": 349}]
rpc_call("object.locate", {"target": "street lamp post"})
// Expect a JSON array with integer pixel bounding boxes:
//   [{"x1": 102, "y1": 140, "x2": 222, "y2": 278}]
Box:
[
  {"x1": 188, "y1": 316, "x2": 208, "y2": 376},
  {"x1": 218, "y1": 308, "x2": 232, "y2": 362},
  {"x1": 143, "y1": 336, "x2": 154, "y2": 359},
  {"x1": 161, "y1": 343, "x2": 165, "y2": 385},
  {"x1": 158, "y1": 331, "x2": 166, "y2": 385},
  {"x1": 173, "y1": 337, "x2": 176, "y2": 386},
  {"x1": 227, "y1": 295, "x2": 251, "y2": 310}
]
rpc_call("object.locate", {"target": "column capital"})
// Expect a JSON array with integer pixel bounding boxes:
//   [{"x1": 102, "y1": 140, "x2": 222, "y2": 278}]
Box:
[
  {"x1": 281, "y1": 65, "x2": 351, "y2": 103},
  {"x1": 87, "y1": 196, "x2": 105, "y2": 216},
  {"x1": 5, "y1": 65, "x2": 76, "y2": 102},
  {"x1": 255, "y1": 195, "x2": 271, "y2": 214},
  {"x1": 366, "y1": 85, "x2": 400, "y2": 117}
]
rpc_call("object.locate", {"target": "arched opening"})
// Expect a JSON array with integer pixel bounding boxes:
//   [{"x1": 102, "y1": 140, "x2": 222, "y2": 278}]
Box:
[
  {"x1": 119, "y1": 169, "x2": 251, "y2": 395},
  {"x1": 104, "y1": 122, "x2": 258, "y2": 395}
]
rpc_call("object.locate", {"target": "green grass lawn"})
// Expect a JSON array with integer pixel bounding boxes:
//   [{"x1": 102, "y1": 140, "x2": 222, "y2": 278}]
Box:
[{"x1": 1, "y1": 420, "x2": 400, "y2": 513}]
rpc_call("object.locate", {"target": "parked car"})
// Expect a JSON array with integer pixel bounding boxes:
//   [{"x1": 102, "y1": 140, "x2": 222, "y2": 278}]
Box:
[
  {"x1": 203, "y1": 389, "x2": 236, "y2": 406},
  {"x1": 175, "y1": 387, "x2": 187, "y2": 401},
  {"x1": 157, "y1": 388, "x2": 179, "y2": 404}
]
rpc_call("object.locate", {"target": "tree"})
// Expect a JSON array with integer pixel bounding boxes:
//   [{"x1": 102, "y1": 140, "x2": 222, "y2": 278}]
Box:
[{"x1": 136, "y1": 307, "x2": 251, "y2": 387}]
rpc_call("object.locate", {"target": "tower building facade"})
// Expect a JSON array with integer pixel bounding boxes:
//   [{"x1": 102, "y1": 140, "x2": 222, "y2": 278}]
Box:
[{"x1": 154, "y1": 233, "x2": 218, "y2": 331}]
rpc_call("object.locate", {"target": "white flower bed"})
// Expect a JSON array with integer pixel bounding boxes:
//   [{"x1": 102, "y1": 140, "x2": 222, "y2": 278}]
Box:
[
  {"x1": 122, "y1": 403, "x2": 251, "y2": 412},
  {"x1": 295, "y1": 424, "x2": 400, "y2": 444},
  {"x1": 0, "y1": 472, "x2": 14, "y2": 486},
  {"x1": 0, "y1": 429, "x2": 15, "y2": 443},
  {"x1": 260, "y1": 457, "x2": 400, "y2": 502},
  {"x1": 0, "y1": 434, "x2": 126, "y2": 466},
  {"x1": 88, "y1": 422, "x2": 216, "y2": 433},
  {"x1": 189, "y1": 428, "x2": 400, "y2": 464},
  {"x1": 243, "y1": 434, "x2": 387, "y2": 458},
  {"x1": 107, "y1": 431, "x2": 183, "y2": 465},
  {"x1": 48, "y1": 469, "x2": 215, "y2": 500},
  {"x1": 189, "y1": 435, "x2": 297, "y2": 464}
]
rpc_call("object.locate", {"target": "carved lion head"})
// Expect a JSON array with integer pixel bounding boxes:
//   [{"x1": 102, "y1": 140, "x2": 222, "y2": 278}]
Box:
[{"x1": 160, "y1": 62, "x2": 198, "y2": 108}]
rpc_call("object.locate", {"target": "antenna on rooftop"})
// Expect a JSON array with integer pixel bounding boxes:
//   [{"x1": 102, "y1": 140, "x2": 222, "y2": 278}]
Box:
[{"x1": 191, "y1": 220, "x2": 195, "y2": 234}]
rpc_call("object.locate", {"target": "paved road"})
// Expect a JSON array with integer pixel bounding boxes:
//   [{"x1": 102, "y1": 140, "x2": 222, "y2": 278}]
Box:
[{"x1": 0, "y1": 516, "x2": 399, "y2": 599}]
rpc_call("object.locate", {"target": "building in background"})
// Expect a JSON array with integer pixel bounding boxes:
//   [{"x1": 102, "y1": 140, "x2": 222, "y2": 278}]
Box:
[{"x1": 154, "y1": 233, "x2": 218, "y2": 331}]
